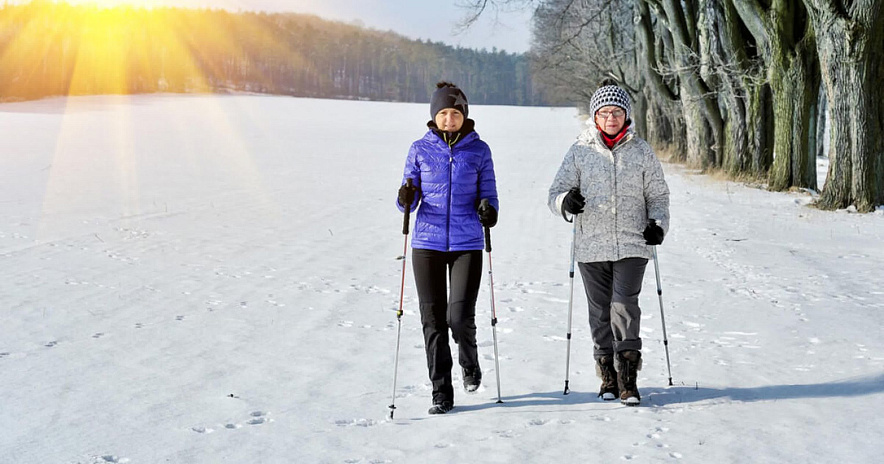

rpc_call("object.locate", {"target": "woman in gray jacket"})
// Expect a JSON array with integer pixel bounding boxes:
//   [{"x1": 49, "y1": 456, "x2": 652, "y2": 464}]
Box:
[{"x1": 548, "y1": 80, "x2": 670, "y2": 406}]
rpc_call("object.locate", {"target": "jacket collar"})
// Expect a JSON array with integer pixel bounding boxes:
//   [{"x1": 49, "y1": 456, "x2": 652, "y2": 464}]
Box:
[
  {"x1": 426, "y1": 119, "x2": 477, "y2": 147},
  {"x1": 578, "y1": 120, "x2": 635, "y2": 150}
]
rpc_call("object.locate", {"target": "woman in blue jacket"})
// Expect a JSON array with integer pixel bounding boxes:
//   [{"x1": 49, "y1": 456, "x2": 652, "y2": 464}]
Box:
[{"x1": 397, "y1": 82, "x2": 499, "y2": 415}]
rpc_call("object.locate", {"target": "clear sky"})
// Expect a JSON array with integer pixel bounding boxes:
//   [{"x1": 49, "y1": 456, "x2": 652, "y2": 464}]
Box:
[{"x1": 45, "y1": 0, "x2": 534, "y2": 53}]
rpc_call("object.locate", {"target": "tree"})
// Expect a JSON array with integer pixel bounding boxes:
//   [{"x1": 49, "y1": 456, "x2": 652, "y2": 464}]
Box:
[
  {"x1": 806, "y1": 0, "x2": 884, "y2": 211},
  {"x1": 732, "y1": 0, "x2": 820, "y2": 192}
]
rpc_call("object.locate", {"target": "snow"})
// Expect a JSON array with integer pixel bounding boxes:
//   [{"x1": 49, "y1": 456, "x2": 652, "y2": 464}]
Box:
[{"x1": 2, "y1": 95, "x2": 883, "y2": 463}]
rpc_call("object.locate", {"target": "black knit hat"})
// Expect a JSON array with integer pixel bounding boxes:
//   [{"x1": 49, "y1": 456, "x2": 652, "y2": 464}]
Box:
[
  {"x1": 590, "y1": 83, "x2": 631, "y2": 119},
  {"x1": 430, "y1": 82, "x2": 469, "y2": 119}
]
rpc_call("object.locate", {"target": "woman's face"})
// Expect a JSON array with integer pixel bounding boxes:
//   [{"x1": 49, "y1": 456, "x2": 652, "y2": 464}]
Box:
[
  {"x1": 595, "y1": 105, "x2": 627, "y2": 136},
  {"x1": 435, "y1": 108, "x2": 464, "y2": 132}
]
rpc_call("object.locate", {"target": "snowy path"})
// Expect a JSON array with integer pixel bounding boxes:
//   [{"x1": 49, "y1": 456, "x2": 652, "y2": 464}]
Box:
[{"x1": 1, "y1": 95, "x2": 882, "y2": 463}]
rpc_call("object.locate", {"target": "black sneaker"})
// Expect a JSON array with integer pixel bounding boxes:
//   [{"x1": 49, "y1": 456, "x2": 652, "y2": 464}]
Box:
[
  {"x1": 428, "y1": 401, "x2": 454, "y2": 415},
  {"x1": 596, "y1": 355, "x2": 619, "y2": 401},
  {"x1": 462, "y1": 366, "x2": 482, "y2": 393}
]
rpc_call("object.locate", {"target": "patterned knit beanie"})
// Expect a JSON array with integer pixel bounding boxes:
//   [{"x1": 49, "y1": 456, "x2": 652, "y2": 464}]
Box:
[
  {"x1": 430, "y1": 82, "x2": 469, "y2": 119},
  {"x1": 590, "y1": 84, "x2": 631, "y2": 119}
]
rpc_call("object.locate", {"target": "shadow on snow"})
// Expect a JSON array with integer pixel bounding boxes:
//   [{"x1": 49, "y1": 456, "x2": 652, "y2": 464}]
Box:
[{"x1": 453, "y1": 372, "x2": 884, "y2": 411}]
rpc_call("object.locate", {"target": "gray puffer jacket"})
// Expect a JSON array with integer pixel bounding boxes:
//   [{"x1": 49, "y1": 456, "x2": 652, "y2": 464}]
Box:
[{"x1": 548, "y1": 123, "x2": 670, "y2": 262}]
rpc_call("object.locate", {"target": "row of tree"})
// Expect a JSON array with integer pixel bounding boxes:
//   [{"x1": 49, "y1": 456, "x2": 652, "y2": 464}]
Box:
[
  {"x1": 470, "y1": 0, "x2": 883, "y2": 211},
  {"x1": 0, "y1": 2, "x2": 546, "y2": 106}
]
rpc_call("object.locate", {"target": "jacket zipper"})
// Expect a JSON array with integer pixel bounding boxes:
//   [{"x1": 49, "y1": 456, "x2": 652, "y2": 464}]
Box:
[
  {"x1": 611, "y1": 145, "x2": 620, "y2": 259},
  {"x1": 447, "y1": 143, "x2": 454, "y2": 251}
]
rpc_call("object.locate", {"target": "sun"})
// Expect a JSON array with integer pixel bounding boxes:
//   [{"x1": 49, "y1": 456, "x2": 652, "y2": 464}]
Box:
[{"x1": 58, "y1": 0, "x2": 169, "y2": 7}]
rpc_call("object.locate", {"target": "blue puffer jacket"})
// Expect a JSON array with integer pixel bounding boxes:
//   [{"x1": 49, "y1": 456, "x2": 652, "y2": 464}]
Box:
[{"x1": 398, "y1": 125, "x2": 498, "y2": 252}]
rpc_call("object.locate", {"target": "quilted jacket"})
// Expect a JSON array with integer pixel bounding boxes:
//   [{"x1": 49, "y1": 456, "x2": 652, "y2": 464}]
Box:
[
  {"x1": 398, "y1": 125, "x2": 498, "y2": 252},
  {"x1": 548, "y1": 123, "x2": 670, "y2": 262}
]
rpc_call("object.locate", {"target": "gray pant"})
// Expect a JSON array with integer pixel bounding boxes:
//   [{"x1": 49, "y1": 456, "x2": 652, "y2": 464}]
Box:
[{"x1": 578, "y1": 257, "x2": 648, "y2": 359}]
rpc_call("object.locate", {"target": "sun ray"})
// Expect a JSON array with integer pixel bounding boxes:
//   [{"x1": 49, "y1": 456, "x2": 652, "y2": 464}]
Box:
[{"x1": 0, "y1": 1, "x2": 286, "y2": 240}]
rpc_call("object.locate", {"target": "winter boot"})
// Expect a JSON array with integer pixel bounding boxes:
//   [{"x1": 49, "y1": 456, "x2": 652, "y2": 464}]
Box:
[
  {"x1": 615, "y1": 350, "x2": 642, "y2": 406},
  {"x1": 428, "y1": 400, "x2": 454, "y2": 415},
  {"x1": 596, "y1": 355, "x2": 619, "y2": 401},
  {"x1": 463, "y1": 366, "x2": 482, "y2": 393}
]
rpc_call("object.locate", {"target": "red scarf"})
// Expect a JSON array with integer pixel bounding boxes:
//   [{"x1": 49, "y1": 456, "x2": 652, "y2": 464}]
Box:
[{"x1": 598, "y1": 123, "x2": 629, "y2": 149}]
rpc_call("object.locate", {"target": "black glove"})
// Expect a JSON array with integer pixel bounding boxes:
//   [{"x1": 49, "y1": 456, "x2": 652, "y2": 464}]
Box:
[
  {"x1": 562, "y1": 187, "x2": 585, "y2": 215},
  {"x1": 398, "y1": 183, "x2": 418, "y2": 207},
  {"x1": 643, "y1": 219, "x2": 665, "y2": 245},
  {"x1": 477, "y1": 200, "x2": 498, "y2": 228}
]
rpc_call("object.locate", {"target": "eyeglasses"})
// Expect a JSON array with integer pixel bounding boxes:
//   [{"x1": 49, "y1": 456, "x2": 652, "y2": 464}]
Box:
[{"x1": 596, "y1": 109, "x2": 625, "y2": 119}]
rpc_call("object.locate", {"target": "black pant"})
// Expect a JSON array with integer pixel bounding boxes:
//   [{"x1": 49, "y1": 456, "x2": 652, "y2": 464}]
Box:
[
  {"x1": 412, "y1": 248, "x2": 483, "y2": 403},
  {"x1": 578, "y1": 258, "x2": 648, "y2": 359}
]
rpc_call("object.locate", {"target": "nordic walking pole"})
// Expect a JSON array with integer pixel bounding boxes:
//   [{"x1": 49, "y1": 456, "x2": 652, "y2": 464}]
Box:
[
  {"x1": 563, "y1": 218, "x2": 577, "y2": 395},
  {"x1": 480, "y1": 199, "x2": 503, "y2": 404},
  {"x1": 652, "y1": 245, "x2": 673, "y2": 386},
  {"x1": 389, "y1": 178, "x2": 413, "y2": 419}
]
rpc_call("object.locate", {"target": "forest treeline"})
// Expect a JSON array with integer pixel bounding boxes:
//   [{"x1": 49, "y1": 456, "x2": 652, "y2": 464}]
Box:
[
  {"x1": 0, "y1": 1, "x2": 547, "y2": 106},
  {"x1": 472, "y1": 0, "x2": 884, "y2": 211}
]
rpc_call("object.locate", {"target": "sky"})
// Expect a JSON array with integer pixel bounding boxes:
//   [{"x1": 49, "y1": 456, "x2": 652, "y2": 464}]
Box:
[{"x1": 38, "y1": 0, "x2": 535, "y2": 53}]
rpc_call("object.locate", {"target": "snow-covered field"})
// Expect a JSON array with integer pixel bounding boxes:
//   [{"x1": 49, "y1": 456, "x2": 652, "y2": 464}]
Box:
[{"x1": 2, "y1": 95, "x2": 883, "y2": 464}]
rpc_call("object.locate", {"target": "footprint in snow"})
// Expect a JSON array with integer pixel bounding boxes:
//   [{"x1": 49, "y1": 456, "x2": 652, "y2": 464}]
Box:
[
  {"x1": 494, "y1": 429, "x2": 517, "y2": 438},
  {"x1": 248, "y1": 411, "x2": 269, "y2": 425},
  {"x1": 101, "y1": 456, "x2": 129, "y2": 463},
  {"x1": 335, "y1": 418, "x2": 378, "y2": 427}
]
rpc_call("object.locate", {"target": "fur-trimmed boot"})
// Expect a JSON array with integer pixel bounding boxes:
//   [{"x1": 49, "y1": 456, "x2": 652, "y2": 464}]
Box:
[
  {"x1": 596, "y1": 355, "x2": 619, "y2": 401},
  {"x1": 615, "y1": 350, "x2": 642, "y2": 406}
]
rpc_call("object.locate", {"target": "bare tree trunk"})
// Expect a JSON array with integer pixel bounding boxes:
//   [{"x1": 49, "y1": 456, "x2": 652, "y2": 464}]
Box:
[
  {"x1": 633, "y1": 0, "x2": 681, "y2": 153},
  {"x1": 632, "y1": 81, "x2": 649, "y2": 135},
  {"x1": 747, "y1": 83, "x2": 775, "y2": 175},
  {"x1": 648, "y1": 0, "x2": 723, "y2": 168},
  {"x1": 768, "y1": 40, "x2": 820, "y2": 191},
  {"x1": 810, "y1": 0, "x2": 884, "y2": 212},
  {"x1": 733, "y1": 0, "x2": 820, "y2": 191},
  {"x1": 710, "y1": 0, "x2": 761, "y2": 177},
  {"x1": 815, "y1": 82, "x2": 827, "y2": 161}
]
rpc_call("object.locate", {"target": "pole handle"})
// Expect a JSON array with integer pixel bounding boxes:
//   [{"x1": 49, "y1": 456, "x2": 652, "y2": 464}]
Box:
[
  {"x1": 480, "y1": 198, "x2": 492, "y2": 252},
  {"x1": 402, "y1": 178, "x2": 413, "y2": 235}
]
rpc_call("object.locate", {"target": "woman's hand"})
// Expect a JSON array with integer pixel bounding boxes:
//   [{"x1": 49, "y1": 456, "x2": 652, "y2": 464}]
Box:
[
  {"x1": 398, "y1": 183, "x2": 419, "y2": 206},
  {"x1": 478, "y1": 200, "x2": 498, "y2": 228},
  {"x1": 643, "y1": 219, "x2": 665, "y2": 245},
  {"x1": 563, "y1": 187, "x2": 585, "y2": 215}
]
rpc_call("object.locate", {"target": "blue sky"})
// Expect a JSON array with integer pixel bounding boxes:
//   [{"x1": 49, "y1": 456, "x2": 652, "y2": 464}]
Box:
[{"x1": 50, "y1": 0, "x2": 534, "y2": 53}]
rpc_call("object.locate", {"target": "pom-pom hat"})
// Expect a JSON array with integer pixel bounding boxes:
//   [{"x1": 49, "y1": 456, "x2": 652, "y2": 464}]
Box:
[
  {"x1": 430, "y1": 84, "x2": 469, "y2": 119},
  {"x1": 590, "y1": 85, "x2": 631, "y2": 119}
]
